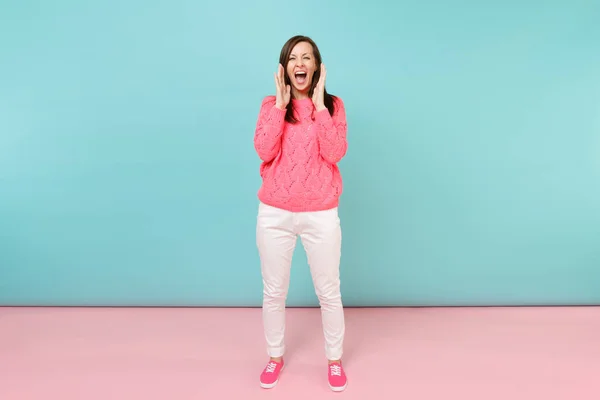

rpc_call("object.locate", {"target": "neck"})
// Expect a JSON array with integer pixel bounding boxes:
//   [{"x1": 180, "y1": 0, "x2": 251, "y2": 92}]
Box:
[{"x1": 292, "y1": 89, "x2": 310, "y2": 100}]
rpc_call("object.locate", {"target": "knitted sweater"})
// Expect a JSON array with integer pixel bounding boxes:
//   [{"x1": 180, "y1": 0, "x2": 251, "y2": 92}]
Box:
[{"x1": 254, "y1": 96, "x2": 348, "y2": 212}]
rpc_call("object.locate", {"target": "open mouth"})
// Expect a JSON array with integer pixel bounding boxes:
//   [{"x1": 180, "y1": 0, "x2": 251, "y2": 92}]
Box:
[{"x1": 294, "y1": 71, "x2": 307, "y2": 85}]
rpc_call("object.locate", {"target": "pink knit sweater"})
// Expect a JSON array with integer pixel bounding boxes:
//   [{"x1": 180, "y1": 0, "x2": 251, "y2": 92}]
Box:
[{"x1": 254, "y1": 96, "x2": 348, "y2": 212}]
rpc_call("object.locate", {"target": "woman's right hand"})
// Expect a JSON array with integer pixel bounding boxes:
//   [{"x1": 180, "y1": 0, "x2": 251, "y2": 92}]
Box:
[{"x1": 274, "y1": 64, "x2": 290, "y2": 110}]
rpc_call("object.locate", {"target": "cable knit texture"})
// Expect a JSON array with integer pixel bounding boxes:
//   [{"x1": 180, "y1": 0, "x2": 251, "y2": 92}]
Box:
[{"x1": 254, "y1": 96, "x2": 347, "y2": 212}]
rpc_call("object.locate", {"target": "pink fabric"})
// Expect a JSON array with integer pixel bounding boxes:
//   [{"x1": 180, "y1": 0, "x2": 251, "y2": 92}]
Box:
[{"x1": 254, "y1": 96, "x2": 348, "y2": 212}]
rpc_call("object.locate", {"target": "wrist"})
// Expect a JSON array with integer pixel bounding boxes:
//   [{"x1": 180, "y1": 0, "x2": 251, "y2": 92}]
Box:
[
  {"x1": 275, "y1": 103, "x2": 287, "y2": 111},
  {"x1": 315, "y1": 104, "x2": 327, "y2": 112}
]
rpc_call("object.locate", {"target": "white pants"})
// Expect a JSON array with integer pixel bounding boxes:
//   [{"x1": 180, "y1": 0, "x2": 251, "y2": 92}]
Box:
[{"x1": 256, "y1": 202, "x2": 345, "y2": 360}]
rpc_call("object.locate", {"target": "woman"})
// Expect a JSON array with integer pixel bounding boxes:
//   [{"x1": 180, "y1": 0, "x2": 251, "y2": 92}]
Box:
[{"x1": 253, "y1": 35, "x2": 348, "y2": 392}]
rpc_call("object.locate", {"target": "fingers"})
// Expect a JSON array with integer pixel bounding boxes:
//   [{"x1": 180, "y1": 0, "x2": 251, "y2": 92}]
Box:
[
  {"x1": 314, "y1": 64, "x2": 325, "y2": 92},
  {"x1": 278, "y1": 64, "x2": 285, "y2": 84},
  {"x1": 275, "y1": 64, "x2": 284, "y2": 90},
  {"x1": 317, "y1": 64, "x2": 326, "y2": 90}
]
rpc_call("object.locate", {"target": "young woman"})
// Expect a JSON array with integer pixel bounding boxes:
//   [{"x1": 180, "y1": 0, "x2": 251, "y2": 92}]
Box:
[{"x1": 253, "y1": 35, "x2": 348, "y2": 392}]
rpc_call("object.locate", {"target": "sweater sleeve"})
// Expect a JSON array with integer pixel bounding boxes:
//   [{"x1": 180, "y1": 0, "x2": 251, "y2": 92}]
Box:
[
  {"x1": 254, "y1": 96, "x2": 286, "y2": 162},
  {"x1": 314, "y1": 97, "x2": 348, "y2": 164}
]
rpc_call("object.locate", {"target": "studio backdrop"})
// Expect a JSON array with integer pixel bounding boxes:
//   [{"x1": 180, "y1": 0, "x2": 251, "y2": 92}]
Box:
[{"x1": 1, "y1": 0, "x2": 599, "y2": 306}]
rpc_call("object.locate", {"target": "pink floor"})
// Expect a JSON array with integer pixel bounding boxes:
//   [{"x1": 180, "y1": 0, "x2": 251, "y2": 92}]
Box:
[{"x1": 1, "y1": 306, "x2": 599, "y2": 399}]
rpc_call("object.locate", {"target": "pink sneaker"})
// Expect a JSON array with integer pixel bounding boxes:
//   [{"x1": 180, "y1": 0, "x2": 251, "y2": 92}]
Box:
[
  {"x1": 260, "y1": 359, "x2": 284, "y2": 389},
  {"x1": 328, "y1": 361, "x2": 347, "y2": 391}
]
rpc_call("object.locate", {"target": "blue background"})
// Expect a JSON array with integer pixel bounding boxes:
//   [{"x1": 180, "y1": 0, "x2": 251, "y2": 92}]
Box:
[{"x1": 1, "y1": 0, "x2": 599, "y2": 306}]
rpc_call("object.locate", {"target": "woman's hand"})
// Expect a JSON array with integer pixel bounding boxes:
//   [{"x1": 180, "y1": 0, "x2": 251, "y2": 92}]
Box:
[
  {"x1": 312, "y1": 63, "x2": 327, "y2": 112},
  {"x1": 274, "y1": 64, "x2": 290, "y2": 110}
]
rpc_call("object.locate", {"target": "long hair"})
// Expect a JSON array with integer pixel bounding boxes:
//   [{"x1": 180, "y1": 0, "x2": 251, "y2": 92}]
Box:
[{"x1": 278, "y1": 35, "x2": 336, "y2": 123}]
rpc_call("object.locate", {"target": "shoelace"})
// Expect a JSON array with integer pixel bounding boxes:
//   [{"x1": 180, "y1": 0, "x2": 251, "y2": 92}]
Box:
[
  {"x1": 329, "y1": 364, "x2": 342, "y2": 376},
  {"x1": 265, "y1": 362, "x2": 277, "y2": 373}
]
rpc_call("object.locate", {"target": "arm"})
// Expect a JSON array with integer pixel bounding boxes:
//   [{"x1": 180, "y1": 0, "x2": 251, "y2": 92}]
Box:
[
  {"x1": 314, "y1": 97, "x2": 348, "y2": 164},
  {"x1": 254, "y1": 96, "x2": 286, "y2": 162}
]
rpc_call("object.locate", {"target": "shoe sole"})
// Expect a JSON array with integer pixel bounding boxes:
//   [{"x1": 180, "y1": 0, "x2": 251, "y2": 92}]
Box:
[
  {"x1": 260, "y1": 365, "x2": 285, "y2": 389},
  {"x1": 329, "y1": 382, "x2": 347, "y2": 392}
]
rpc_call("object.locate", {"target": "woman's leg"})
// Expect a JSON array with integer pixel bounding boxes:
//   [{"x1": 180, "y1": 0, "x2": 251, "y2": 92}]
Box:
[
  {"x1": 256, "y1": 202, "x2": 297, "y2": 359},
  {"x1": 298, "y1": 208, "x2": 345, "y2": 362},
  {"x1": 298, "y1": 207, "x2": 347, "y2": 391}
]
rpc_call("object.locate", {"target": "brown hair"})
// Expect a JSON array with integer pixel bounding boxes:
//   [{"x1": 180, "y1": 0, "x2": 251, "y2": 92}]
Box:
[{"x1": 278, "y1": 35, "x2": 337, "y2": 123}]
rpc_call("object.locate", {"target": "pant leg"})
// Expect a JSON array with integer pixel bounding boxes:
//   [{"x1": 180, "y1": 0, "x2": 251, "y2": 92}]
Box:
[
  {"x1": 298, "y1": 207, "x2": 345, "y2": 361},
  {"x1": 256, "y1": 202, "x2": 297, "y2": 358}
]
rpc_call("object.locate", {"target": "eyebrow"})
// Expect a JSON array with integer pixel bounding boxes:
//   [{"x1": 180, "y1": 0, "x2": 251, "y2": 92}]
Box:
[{"x1": 290, "y1": 53, "x2": 312, "y2": 57}]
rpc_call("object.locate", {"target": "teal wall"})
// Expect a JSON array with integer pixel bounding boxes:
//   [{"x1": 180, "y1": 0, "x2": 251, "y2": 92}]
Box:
[{"x1": 1, "y1": 0, "x2": 599, "y2": 306}]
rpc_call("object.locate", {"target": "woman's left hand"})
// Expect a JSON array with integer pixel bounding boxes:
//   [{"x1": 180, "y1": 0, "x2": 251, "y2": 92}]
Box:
[{"x1": 312, "y1": 64, "x2": 327, "y2": 112}]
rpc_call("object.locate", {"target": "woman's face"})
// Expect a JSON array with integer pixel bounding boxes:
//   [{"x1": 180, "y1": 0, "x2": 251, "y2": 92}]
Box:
[{"x1": 286, "y1": 41, "x2": 318, "y2": 99}]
